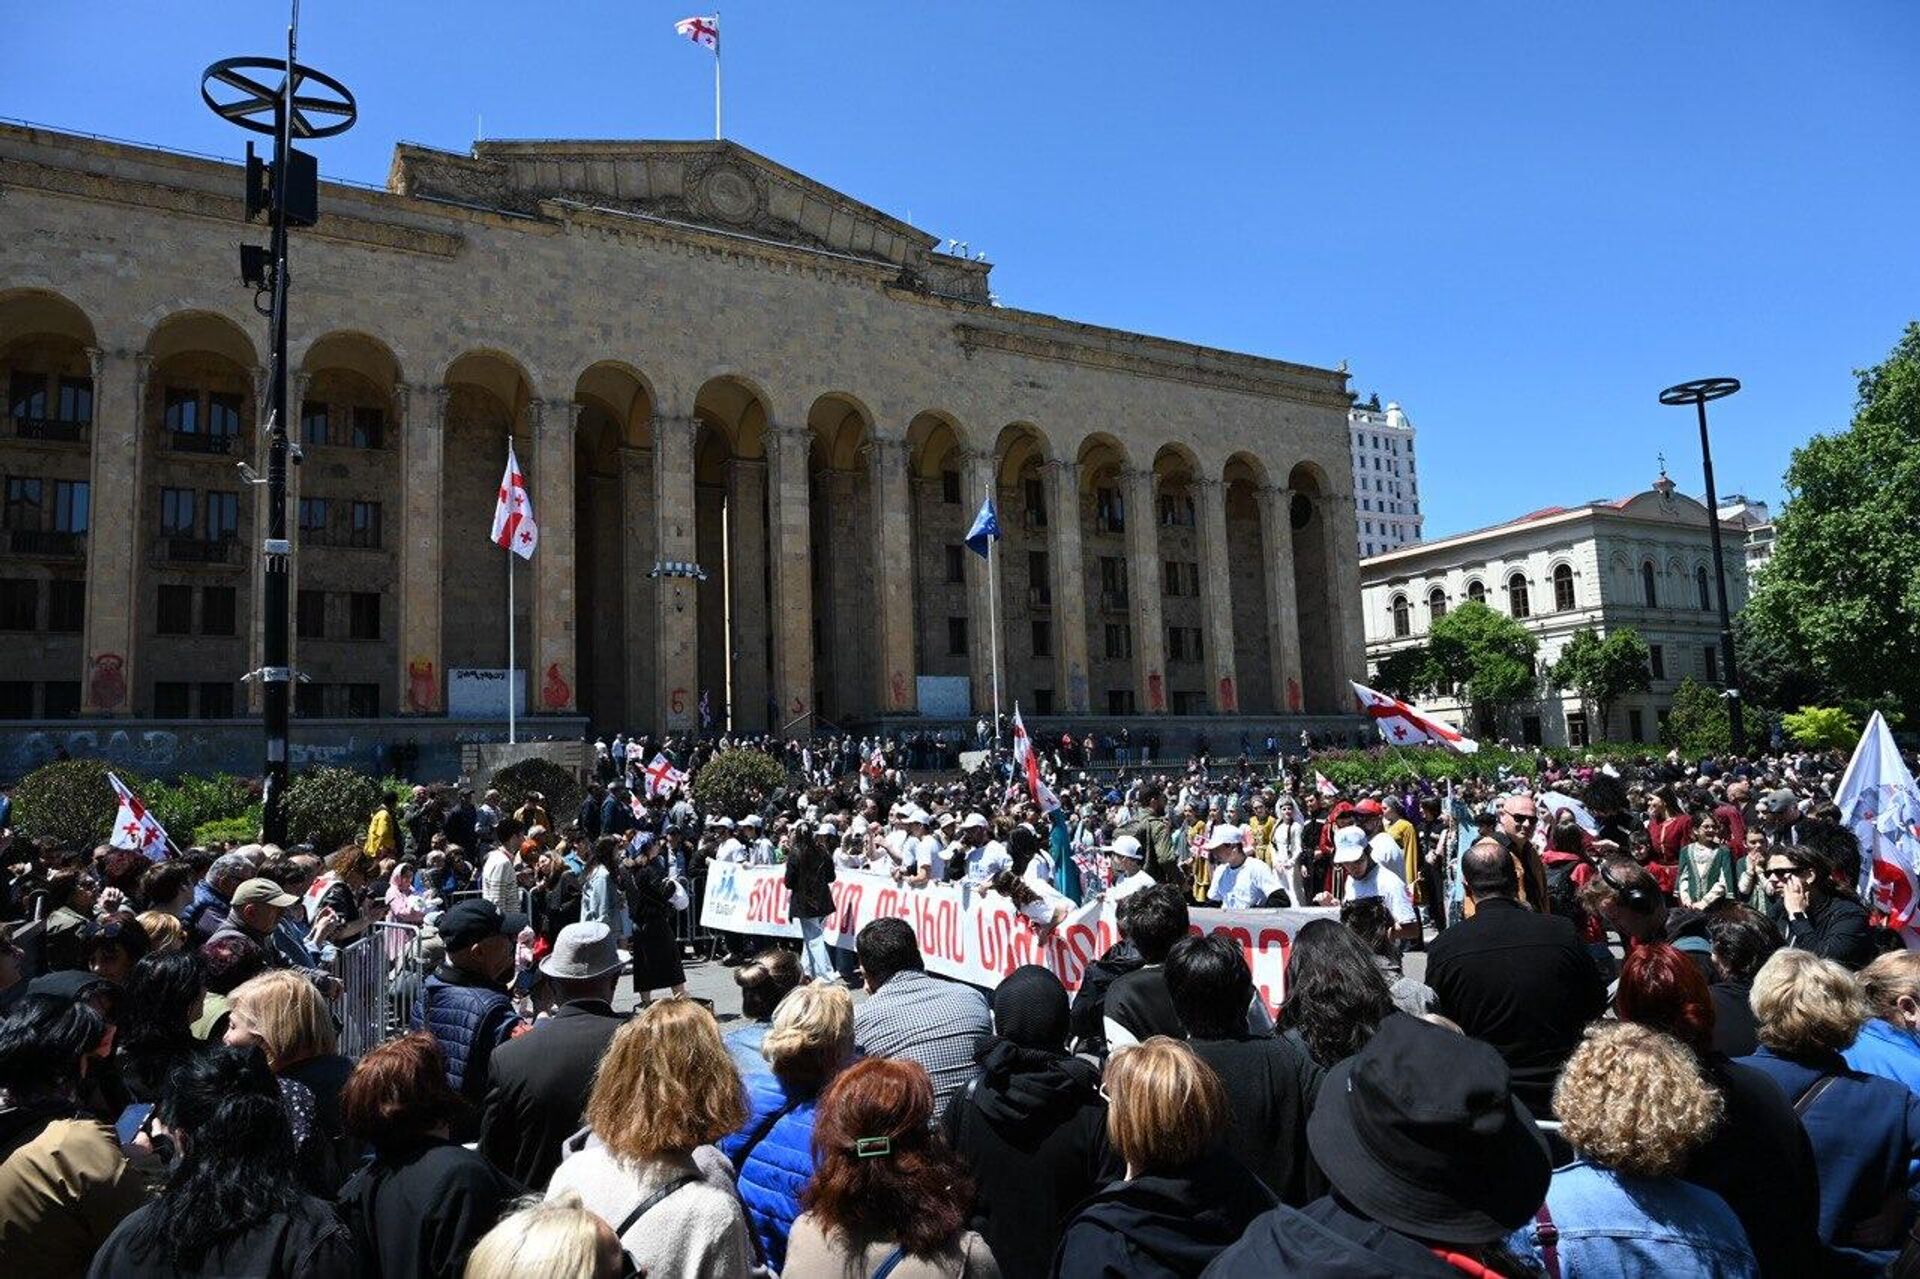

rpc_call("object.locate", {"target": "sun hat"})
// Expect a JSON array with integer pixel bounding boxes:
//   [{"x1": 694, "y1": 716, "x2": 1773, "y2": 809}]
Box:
[
  {"x1": 1332, "y1": 826, "x2": 1371, "y2": 866},
  {"x1": 1308, "y1": 1013, "x2": 1549, "y2": 1245},
  {"x1": 538, "y1": 921, "x2": 625, "y2": 980},
  {"x1": 1102, "y1": 834, "x2": 1145, "y2": 863}
]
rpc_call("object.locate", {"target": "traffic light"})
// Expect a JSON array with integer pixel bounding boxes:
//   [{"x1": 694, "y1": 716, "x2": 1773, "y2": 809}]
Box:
[{"x1": 242, "y1": 140, "x2": 319, "y2": 228}]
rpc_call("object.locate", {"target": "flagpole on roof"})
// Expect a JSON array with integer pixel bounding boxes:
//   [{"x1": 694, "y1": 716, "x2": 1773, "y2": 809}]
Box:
[{"x1": 713, "y1": 10, "x2": 722, "y2": 140}]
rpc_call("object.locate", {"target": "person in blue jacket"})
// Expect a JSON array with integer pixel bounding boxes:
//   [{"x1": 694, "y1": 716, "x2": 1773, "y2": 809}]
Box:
[
  {"x1": 719, "y1": 981, "x2": 856, "y2": 1273},
  {"x1": 1844, "y1": 950, "x2": 1920, "y2": 1096}
]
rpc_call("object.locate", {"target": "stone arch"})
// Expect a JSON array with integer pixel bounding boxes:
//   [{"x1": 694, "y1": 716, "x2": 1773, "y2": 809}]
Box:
[
  {"x1": 1223, "y1": 452, "x2": 1274, "y2": 712},
  {"x1": 1151, "y1": 444, "x2": 1202, "y2": 709},
  {"x1": 992, "y1": 423, "x2": 1053, "y2": 712},
  {"x1": 1077, "y1": 434, "x2": 1134, "y2": 712},
  {"x1": 442, "y1": 351, "x2": 537, "y2": 682},
  {"x1": 1287, "y1": 462, "x2": 1341, "y2": 713},
  {"x1": 906, "y1": 411, "x2": 975, "y2": 693},
  {"x1": 1428, "y1": 585, "x2": 1449, "y2": 622},
  {"x1": 1552, "y1": 561, "x2": 1577, "y2": 612},
  {"x1": 809, "y1": 393, "x2": 875, "y2": 723},
  {"x1": 574, "y1": 362, "x2": 658, "y2": 731},
  {"x1": 689, "y1": 375, "x2": 773, "y2": 729}
]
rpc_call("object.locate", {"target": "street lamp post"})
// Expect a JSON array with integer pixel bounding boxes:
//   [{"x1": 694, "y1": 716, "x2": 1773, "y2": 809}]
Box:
[
  {"x1": 1658, "y1": 376, "x2": 1745, "y2": 755},
  {"x1": 201, "y1": 10, "x2": 355, "y2": 842}
]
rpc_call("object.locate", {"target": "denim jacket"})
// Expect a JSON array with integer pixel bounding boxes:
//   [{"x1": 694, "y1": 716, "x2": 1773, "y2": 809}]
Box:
[{"x1": 1545, "y1": 1160, "x2": 1758, "y2": 1278}]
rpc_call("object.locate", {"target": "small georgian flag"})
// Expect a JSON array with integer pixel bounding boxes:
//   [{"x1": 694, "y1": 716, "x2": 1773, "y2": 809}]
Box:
[
  {"x1": 108, "y1": 772, "x2": 173, "y2": 861},
  {"x1": 675, "y1": 14, "x2": 719, "y2": 50},
  {"x1": 490, "y1": 442, "x2": 538, "y2": 560}
]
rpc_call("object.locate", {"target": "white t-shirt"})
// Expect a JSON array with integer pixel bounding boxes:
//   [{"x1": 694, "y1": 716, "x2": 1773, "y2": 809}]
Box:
[
  {"x1": 962, "y1": 839, "x2": 1012, "y2": 884},
  {"x1": 744, "y1": 837, "x2": 777, "y2": 866},
  {"x1": 481, "y1": 847, "x2": 519, "y2": 913},
  {"x1": 898, "y1": 833, "x2": 943, "y2": 876},
  {"x1": 1108, "y1": 869, "x2": 1155, "y2": 903},
  {"x1": 1022, "y1": 848, "x2": 1056, "y2": 891},
  {"x1": 1370, "y1": 831, "x2": 1404, "y2": 875},
  {"x1": 1210, "y1": 857, "x2": 1282, "y2": 910},
  {"x1": 713, "y1": 837, "x2": 746, "y2": 864},
  {"x1": 1343, "y1": 863, "x2": 1416, "y2": 926}
]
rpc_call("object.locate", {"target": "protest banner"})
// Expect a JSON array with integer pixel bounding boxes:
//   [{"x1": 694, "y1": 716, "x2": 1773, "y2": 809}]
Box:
[{"x1": 701, "y1": 864, "x2": 1334, "y2": 1012}]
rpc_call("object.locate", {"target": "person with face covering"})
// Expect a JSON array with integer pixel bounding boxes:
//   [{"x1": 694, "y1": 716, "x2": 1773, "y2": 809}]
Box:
[{"x1": 943, "y1": 966, "x2": 1120, "y2": 1279}]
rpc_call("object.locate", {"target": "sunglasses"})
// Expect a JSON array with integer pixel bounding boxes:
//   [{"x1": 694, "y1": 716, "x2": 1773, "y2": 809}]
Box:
[{"x1": 1763, "y1": 867, "x2": 1802, "y2": 881}]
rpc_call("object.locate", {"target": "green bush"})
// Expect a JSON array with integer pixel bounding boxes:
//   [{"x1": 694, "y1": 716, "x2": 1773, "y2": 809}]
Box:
[
  {"x1": 12, "y1": 759, "x2": 142, "y2": 849},
  {"x1": 146, "y1": 773, "x2": 260, "y2": 842},
  {"x1": 1308, "y1": 742, "x2": 1659, "y2": 790},
  {"x1": 491, "y1": 758, "x2": 583, "y2": 827},
  {"x1": 283, "y1": 765, "x2": 384, "y2": 852},
  {"x1": 194, "y1": 813, "x2": 263, "y2": 847},
  {"x1": 692, "y1": 748, "x2": 789, "y2": 819}
]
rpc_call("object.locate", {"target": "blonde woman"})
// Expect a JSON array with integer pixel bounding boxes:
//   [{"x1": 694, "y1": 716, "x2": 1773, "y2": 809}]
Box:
[
  {"x1": 1740, "y1": 949, "x2": 1920, "y2": 1266},
  {"x1": 1547, "y1": 1022, "x2": 1756, "y2": 1277},
  {"x1": 545, "y1": 1000, "x2": 753, "y2": 1278},
  {"x1": 1846, "y1": 950, "x2": 1920, "y2": 1094},
  {"x1": 136, "y1": 909, "x2": 187, "y2": 955},
  {"x1": 464, "y1": 1193, "x2": 624, "y2": 1279},
  {"x1": 225, "y1": 968, "x2": 359, "y2": 1191}
]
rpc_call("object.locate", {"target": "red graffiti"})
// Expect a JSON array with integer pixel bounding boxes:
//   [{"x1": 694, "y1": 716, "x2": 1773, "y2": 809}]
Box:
[
  {"x1": 406, "y1": 659, "x2": 438, "y2": 713},
  {"x1": 670, "y1": 687, "x2": 688, "y2": 717},
  {"x1": 790, "y1": 695, "x2": 807, "y2": 717},
  {"x1": 1218, "y1": 675, "x2": 1237, "y2": 713},
  {"x1": 1287, "y1": 677, "x2": 1303, "y2": 712},
  {"x1": 541, "y1": 663, "x2": 571, "y2": 709},
  {"x1": 891, "y1": 671, "x2": 907, "y2": 709},
  {"x1": 1147, "y1": 670, "x2": 1165, "y2": 712},
  {"x1": 88, "y1": 653, "x2": 126, "y2": 711}
]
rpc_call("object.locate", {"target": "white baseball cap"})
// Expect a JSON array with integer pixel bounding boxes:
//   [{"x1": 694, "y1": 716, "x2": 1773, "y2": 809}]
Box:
[
  {"x1": 1104, "y1": 834, "x2": 1145, "y2": 863},
  {"x1": 709, "y1": 816, "x2": 734, "y2": 829},
  {"x1": 848, "y1": 816, "x2": 870, "y2": 836},
  {"x1": 741, "y1": 814, "x2": 763, "y2": 828},
  {"x1": 961, "y1": 813, "x2": 991, "y2": 831},
  {"x1": 1206, "y1": 823, "x2": 1244, "y2": 851},
  {"x1": 1333, "y1": 826, "x2": 1370, "y2": 865},
  {"x1": 903, "y1": 807, "x2": 931, "y2": 826}
]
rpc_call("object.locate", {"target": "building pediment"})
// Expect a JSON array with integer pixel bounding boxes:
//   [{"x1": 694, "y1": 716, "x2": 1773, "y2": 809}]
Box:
[{"x1": 387, "y1": 138, "x2": 990, "y2": 301}]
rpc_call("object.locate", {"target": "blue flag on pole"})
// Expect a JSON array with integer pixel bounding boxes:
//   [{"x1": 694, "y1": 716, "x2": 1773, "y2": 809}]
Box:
[{"x1": 964, "y1": 496, "x2": 1001, "y2": 558}]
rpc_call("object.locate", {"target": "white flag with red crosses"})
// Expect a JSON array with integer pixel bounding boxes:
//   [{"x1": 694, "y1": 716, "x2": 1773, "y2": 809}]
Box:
[
  {"x1": 490, "y1": 442, "x2": 538, "y2": 559},
  {"x1": 108, "y1": 771, "x2": 172, "y2": 861},
  {"x1": 1350, "y1": 681, "x2": 1480, "y2": 754},
  {"x1": 674, "y1": 14, "x2": 719, "y2": 50}
]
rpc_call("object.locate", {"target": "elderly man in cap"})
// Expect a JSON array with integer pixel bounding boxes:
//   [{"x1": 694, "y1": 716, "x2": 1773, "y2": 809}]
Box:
[
  {"x1": 1207, "y1": 823, "x2": 1282, "y2": 910},
  {"x1": 411, "y1": 898, "x2": 528, "y2": 1137},
  {"x1": 209, "y1": 877, "x2": 342, "y2": 996},
  {"x1": 478, "y1": 920, "x2": 626, "y2": 1188},
  {"x1": 184, "y1": 849, "x2": 260, "y2": 943}
]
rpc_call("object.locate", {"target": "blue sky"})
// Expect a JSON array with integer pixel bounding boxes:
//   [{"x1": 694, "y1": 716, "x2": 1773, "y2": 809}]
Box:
[{"x1": 9, "y1": 2, "x2": 1916, "y2": 536}]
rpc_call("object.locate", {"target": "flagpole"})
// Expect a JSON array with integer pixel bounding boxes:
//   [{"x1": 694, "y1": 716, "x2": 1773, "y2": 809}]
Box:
[
  {"x1": 713, "y1": 11, "x2": 722, "y2": 140},
  {"x1": 987, "y1": 533, "x2": 1002, "y2": 745},
  {"x1": 506, "y1": 540, "x2": 517, "y2": 746}
]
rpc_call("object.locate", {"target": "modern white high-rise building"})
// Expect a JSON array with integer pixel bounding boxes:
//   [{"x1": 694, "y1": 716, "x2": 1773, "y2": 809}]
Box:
[
  {"x1": 1716, "y1": 494, "x2": 1776, "y2": 577},
  {"x1": 1350, "y1": 400, "x2": 1423, "y2": 558}
]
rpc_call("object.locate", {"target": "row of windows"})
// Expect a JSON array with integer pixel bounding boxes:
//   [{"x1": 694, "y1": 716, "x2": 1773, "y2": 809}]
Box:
[
  {"x1": 1645, "y1": 643, "x2": 1720, "y2": 684},
  {"x1": 296, "y1": 590, "x2": 383, "y2": 641},
  {"x1": 1388, "y1": 560, "x2": 1721, "y2": 637},
  {"x1": 4, "y1": 478, "x2": 89, "y2": 534},
  {"x1": 160, "y1": 488, "x2": 240, "y2": 540},
  {"x1": 298, "y1": 498, "x2": 384, "y2": 548},
  {"x1": 0, "y1": 578, "x2": 84, "y2": 632},
  {"x1": 7, "y1": 373, "x2": 93, "y2": 426},
  {"x1": 0, "y1": 681, "x2": 81, "y2": 719},
  {"x1": 157, "y1": 585, "x2": 235, "y2": 636},
  {"x1": 299, "y1": 402, "x2": 387, "y2": 450},
  {"x1": 162, "y1": 388, "x2": 245, "y2": 437}
]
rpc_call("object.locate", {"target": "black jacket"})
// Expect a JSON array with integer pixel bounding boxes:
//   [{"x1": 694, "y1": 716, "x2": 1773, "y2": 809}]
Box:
[
  {"x1": 1424, "y1": 897, "x2": 1606, "y2": 1115},
  {"x1": 1787, "y1": 893, "x2": 1875, "y2": 970},
  {"x1": 478, "y1": 999, "x2": 626, "y2": 1190},
  {"x1": 785, "y1": 840, "x2": 836, "y2": 919},
  {"x1": 1068, "y1": 940, "x2": 1143, "y2": 1055},
  {"x1": 87, "y1": 1195, "x2": 357, "y2": 1279},
  {"x1": 442, "y1": 801, "x2": 477, "y2": 852},
  {"x1": 1186, "y1": 1034, "x2": 1324, "y2": 1206},
  {"x1": 1200, "y1": 1196, "x2": 1460, "y2": 1279},
  {"x1": 943, "y1": 1039, "x2": 1120, "y2": 1279},
  {"x1": 1052, "y1": 1152, "x2": 1275, "y2": 1279},
  {"x1": 1104, "y1": 967, "x2": 1184, "y2": 1046},
  {"x1": 336, "y1": 1138, "x2": 522, "y2": 1279}
]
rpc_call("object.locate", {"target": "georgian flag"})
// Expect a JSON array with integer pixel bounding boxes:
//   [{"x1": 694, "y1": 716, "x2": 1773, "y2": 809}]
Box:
[
  {"x1": 1837, "y1": 711, "x2": 1920, "y2": 948},
  {"x1": 1314, "y1": 771, "x2": 1339, "y2": 798},
  {"x1": 1350, "y1": 680, "x2": 1480, "y2": 754},
  {"x1": 674, "y1": 14, "x2": 719, "y2": 49},
  {"x1": 862, "y1": 745, "x2": 886, "y2": 779},
  {"x1": 1012, "y1": 706, "x2": 1062, "y2": 814},
  {"x1": 644, "y1": 752, "x2": 688, "y2": 799},
  {"x1": 108, "y1": 772, "x2": 172, "y2": 861},
  {"x1": 490, "y1": 443, "x2": 538, "y2": 560}
]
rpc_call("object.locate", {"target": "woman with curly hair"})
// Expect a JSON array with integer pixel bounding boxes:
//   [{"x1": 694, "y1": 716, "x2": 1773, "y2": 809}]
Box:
[
  {"x1": 1547, "y1": 1022, "x2": 1757, "y2": 1277},
  {"x1": 786, "y1": 1056, "x2": 1000, "y2": 1278},
  {"x1": 1275, "y1": 918, "x2": 1394, "y2": 1068}
]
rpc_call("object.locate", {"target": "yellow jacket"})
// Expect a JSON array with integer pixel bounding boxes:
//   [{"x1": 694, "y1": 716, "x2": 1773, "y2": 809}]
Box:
[{"x1": 364, "y1": 806, "x2": 397, "y2": 858}]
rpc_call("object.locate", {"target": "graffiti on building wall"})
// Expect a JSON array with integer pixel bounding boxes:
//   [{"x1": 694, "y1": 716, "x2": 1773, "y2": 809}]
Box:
[{"x1": 87, "y1": 655, "x2": 127, "y2": 711}]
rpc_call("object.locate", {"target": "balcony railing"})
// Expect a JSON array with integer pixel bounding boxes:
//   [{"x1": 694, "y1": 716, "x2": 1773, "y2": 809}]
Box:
[
  {"x1": 168, "y1": 430, "x2": 238, "y2": 456},
  {"x1": 163, "y1": 536, "x2": 240, "y2": 565},
  {"x1": 9, "y1": 416, "x2": 89, "y2": 444},
  {"x1": 7, "y1": 529, "x2": 86, "y2": 558}
]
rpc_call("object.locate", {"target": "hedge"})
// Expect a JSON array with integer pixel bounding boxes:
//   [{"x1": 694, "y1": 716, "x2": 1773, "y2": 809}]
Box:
[
  {"x1": 1308, "y1": 742, "x2": 1666, "y2": 790},
  {"x1": 491, "y1": 758, "x2": 583, "y2": 827},
  {"x1": 12, "y1": 759, "x2": 138, "y2": 849},
  {"x1": 283, "y1": 766, "x2": 384, "y2": 852},
  {"x1": 692, "y1": 748, "x2": 789, "y2": 819}
]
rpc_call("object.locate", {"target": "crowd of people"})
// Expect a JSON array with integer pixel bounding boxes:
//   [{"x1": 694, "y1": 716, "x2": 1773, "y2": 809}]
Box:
[{"x1": 1, "y1": 731, "x2": 1918, "y2": 1277}]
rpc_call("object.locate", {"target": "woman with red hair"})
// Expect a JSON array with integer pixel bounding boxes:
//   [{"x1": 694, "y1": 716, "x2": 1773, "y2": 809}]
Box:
[{"x1": 786, "y1": 1057, "x2": 1000, "y2": 1277}]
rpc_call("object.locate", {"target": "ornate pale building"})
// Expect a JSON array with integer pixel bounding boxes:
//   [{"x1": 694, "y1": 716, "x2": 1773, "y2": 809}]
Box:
[{"x1": 0, "y1": 122, "x2": 1366, "y2": 741}]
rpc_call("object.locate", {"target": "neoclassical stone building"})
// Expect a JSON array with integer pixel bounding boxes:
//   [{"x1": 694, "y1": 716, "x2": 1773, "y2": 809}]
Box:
[{"x1": 0, "y1": 122, "x2": 1365, "y2": 736}]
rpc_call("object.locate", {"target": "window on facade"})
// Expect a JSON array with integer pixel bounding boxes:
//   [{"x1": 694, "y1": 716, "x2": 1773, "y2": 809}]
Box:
[
  {"x1": 351, "y1": 406, "x2": 384, "y2": 449},
  {"x1": 1022, "y1": 477, "x2": 1046, "y2": 527},
  {"x1": 1696, "y1": 565, "x2": 1712, "y2": 611},
  {"x1": 0, "y1": 682, "x2": 32, "y2": 719},
  {"x1": 161, "y1": 488, "x2": 195, "y2": 536},
  {"x1": 298, "y1": 498, "x2": 329, "y2": 537},
  {"x1": 1649, "y1": 644, "x2": 1665, "y2": 680},
  {"x1": 42, "y1": 682, "x2": 79, "y2": 719},
  {"x1": 56, "y1": 378, "x2": 91, "y2": 424},
  {"x1": 163, "y1": 388, "x2": 198, "y2": 433},
  {"x1": 47, "y1": 580, "x2": 82, "y2": 632},
  {"x1": 300, "y1": 402, "x2": 329, "y2": 446},
  {"x1": 1167, "y1": 626, "x2": 1203, "y2": 661},
  {"x1": 1027, "y1": 551, "x2": 1050, "y2": 604},
  {"x1": 1467, "y1": 580, "x2": 1485, "y2": 605},
  {"x1": 157, "y1": 585, "x2": 193, "y2": 635},
  {"x1": 52, "y1": 481, "x2": 87, "y2": 535},
  {"x1": 198, "y1": 682, "x2": 235, "y2": 719},
  {"x1": 940, "y1": 470, "x2": 961, "y2": 504},
  {"x1": 1521, "y1": 715, "x2": 1543, "y2": 746},
  {"x1": 1428, "y1": 588, "x2": 1447, "y2": 621},
  {"x1": 1096, "y1": 487, "x2": 1124, "y2": 533},
  {"x1": 1104, "y1": 623, "x2": 1132, "y2": 660},
  {"x1": 205, "y1": 492, "x2": 239, "y2": 541},
  {"x1": 206, "y1": 393, "x2": 242, "y2": 438},
  {"x1": 0, "y1": 580, "x2": 35, "y2": 630},
  {"x1": 153, "y1": 681, "x2": 191, "y2": 718},
  {"x1": 1391, "y1": 594, "x2": 1411, "y2": 638},
  {"x1": 4, "y1": 478, "x2": 42, "y2": 531},
  {"x1": 1641, "y1": 561, "x2": 1657, "y2": 607},
  {"x1": 349, "y1": 592, "x2": 380, "y2": 640},
  {"x1": 1107, "y1": 689, "x2": 1135, "y2": 715},
  {"x1": 1553, "y1": 564, "x2": 1575, "y2": 612},
  {"x1": 1508, "y1": 575, "x2": 1531, "y2": 618},
  {"x1": 1567, "y1": 711, "x2": 1590, "y2": 747},
  {"x1": 1098, "y1": 557, "x2": 1127, "y2": 608},
  {"x1": 1172, "y1": 690, "x2": 1206, "y2": 714},
  {"x1": 1704, "y1": 645, "x2": 1719, "y2": 683},
  {"x1": 202, "y1": 586, "x2": 235, "y2": 636},
  {"x1": 1031, "y1": 618, "x2": 1052, "y2": 657},
  {"x1": 946, "y1": 616, "x2": 968, "y2": 655},
  {"x1": 7, "y1": 373, "x2": 45, "y2": 421},
  {"x1": 1158, "y1": 493, "x2": 1195, "y2": 528},
  {"x1": 944, "y1": 544, "x2": 964, "y2": 584},
  {"x1": 350, "y1": 501, "x2": 381, "y2": 549},
  {"x1": 345, "y1": 683, "x2": 379, "y2": 717},
  {"x1": 295, "y1": 682, "x2": 325, "y2": 718},
  {"x1": 1033, "y1": 689, "x2": 1054, "y2": 715},
  {"x1": 296, "y1": 589, "x2": 326, "y2": 639}
]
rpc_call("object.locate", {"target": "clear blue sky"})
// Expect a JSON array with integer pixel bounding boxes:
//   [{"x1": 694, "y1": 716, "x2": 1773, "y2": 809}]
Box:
[{"x1": 10, "y1": 2, "x2": 1917, "y2": 536}]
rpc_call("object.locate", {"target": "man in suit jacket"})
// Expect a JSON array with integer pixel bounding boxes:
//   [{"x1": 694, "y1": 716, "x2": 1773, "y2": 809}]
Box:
[
  {"x1": 1426, "y1": 839, "x2": 1606, "y2": 1118},
  {"x1": 478, "y1": 921, "x2": 628, "y2": 1189}
]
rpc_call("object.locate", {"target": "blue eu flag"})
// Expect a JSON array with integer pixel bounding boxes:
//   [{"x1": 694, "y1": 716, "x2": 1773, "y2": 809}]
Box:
[{"x1": 964, "y1": 496, "x2": 1001, "y2": 558}]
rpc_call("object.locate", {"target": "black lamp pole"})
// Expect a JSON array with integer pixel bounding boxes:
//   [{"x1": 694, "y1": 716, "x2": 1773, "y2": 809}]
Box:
[
  {"x1": 1658, "y1": 376, "x2": 1744, "y2": 755},
  {"x1": 201, "y1": 8, "x2": 355, "y2": 842}
]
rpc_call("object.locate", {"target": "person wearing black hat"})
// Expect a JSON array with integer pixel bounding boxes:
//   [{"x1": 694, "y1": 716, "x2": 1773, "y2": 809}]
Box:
[
  {"x1": 408, "y1": 898, "x2": 527, "y2": 1140},
  {"x1": 1205, "y1": 1014, "x2": 1551, "y2": 1279},
  {"x1": 943, "y1": 965, "x2": 1118, "y2": 1279}
]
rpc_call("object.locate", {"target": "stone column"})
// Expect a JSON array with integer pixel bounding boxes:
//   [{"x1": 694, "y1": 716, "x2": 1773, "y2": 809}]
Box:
[
  {"x1": 1122, "y1": 466, "x2": 1168, "y2": 714},
  {"x1": 765, "y1": 423, "x2": 815, "y2": 734},
  {"x1": 81, "y1": 349, "x2": 147, "y2": 714},
  {"x1": 1044, "y1": 459, "x2": 1091, "y2": 714},
  {"x1": 1260, "y1": 486, "x2": 1305, "y2": 713},
  {"x1": 1196, "y1": 478, "x2": 1239, "y2": 714},
  {"x1": 869, "y1": 437, "x2": 917, "y2": 714},
  {"x1": 1324, "y1": 491, "x2": 1367, "y2": 692},
  {"x1": 531, "y1": 399, "x2": 579, "y2": 713},
  {"x1": 396, "y1": 385, "x2": 446, "y2": 713},
  {"x1": 653, "y1": 414, "x2": 699, "y2": 733},
  {"x1": 727, "y1": 457, "x2": 769, "y2": 732},
  {"x1": 960, "y1": 448, "x2": 1001, "y2": 719},
  {"x1": 619, "y1": 445, "x2": 655, "y2": 730}
]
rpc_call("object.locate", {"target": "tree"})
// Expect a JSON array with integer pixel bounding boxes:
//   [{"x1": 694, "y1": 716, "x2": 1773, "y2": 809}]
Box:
[
  {"x1": 1371, "y1": 646, "x2": 1439, "y2": 701},
  {"x1": 1745, "y1": 322, "x2": 1920, "y2": 715},
  {"x1": 692, "y1": 748, "x2": 789, "y2": 819},
  {"x1": 1781, "y1": 706, "x2": 1860, "y2": 752},
  {"x1": 1426, "y1": 601, "x2": 1539, "y2": 738},
  {"x1": 1661, "y1": 677, "x2": 1733, "y2": 756},
  {"x1": 1549, "y1": 627, "x2": 1652, "y2": 741}
]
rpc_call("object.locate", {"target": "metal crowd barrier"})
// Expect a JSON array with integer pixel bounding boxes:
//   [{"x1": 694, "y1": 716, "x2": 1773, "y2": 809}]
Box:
[
  {"x1": 331, "y1": 920, "x2": 422, "y2": 1059},
  {"x1": 677, "y1": 869, "x2": 716, "y2": 961}
]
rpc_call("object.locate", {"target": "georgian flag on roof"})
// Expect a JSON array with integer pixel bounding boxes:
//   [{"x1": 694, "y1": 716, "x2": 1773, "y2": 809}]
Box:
[
  {"x1": 1837, "y1": 711, "x2": 1920, "y2": 947},
  {"x1": 490, "y1": 443, "x2": 538, "y2": 559},
  {"x1": 674, "y1": 14, "x2": 719, "y2": 49},
  {"x1": 1012, "y1": 705, "x2": 1061, "y2": 814},
  {"x1": 1350, "y1": 681, "x2": 1480, "y2": 754},
  {"x1": 108, "y1": 771, "x2": 172, "y2": 861}
]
